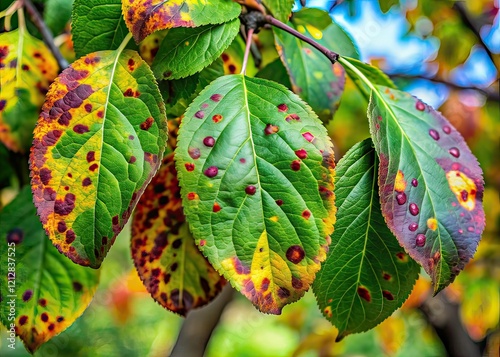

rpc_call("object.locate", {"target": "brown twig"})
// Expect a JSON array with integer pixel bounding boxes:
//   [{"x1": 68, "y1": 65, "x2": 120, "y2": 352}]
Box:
[
  {"x1": 453, "y1": 3, "x2": 498, "y2": 70},
  {"x1": 264, "y1": 14, "x2": 339, "y2": 63},
  {"x1": 23, "y1": 0, "x2": 69, "y2": 70},
  {"x1": 390, "y1": 73, "x2": 500, "y2": 102}
]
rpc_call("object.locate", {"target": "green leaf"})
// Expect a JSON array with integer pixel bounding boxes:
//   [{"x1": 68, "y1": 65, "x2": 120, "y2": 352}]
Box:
[
  {"x1": 0, "y1": 144, "x2": 14, "y2": 189},
  {"x1": 44, "y1": 0, "x2": 74, "y2": 36},
  {"x1": 367, "y1": 85, "x2": 485, "y2": 293},
  {"x1": 274, "y1": 9, "x2": 358, "y2": 122},
  {"x1": 72, "y1": 0, "x2": 129, "y2": 58},
  {"x1": 0, "y1": 29, "x2": 59, "y2": 152},
  {"x1": 30, "y1": 49, "x2": 167, "y2": 268},
  {"x1": 152, "y1": 18, "x2": 240, "y2": 80},
  {"x1": 313, "y1": 139, "x2": 419, "y2": 340},
  {"x1": 256, "y1": 58, "x2": 292, "y2": 90},
  {"x1": 261, "y1": 0, "x2": 294, "y2": 22},
  {"x1": 0, "y1": 186, "x2": 100, "y2": 353},
  {"x1": 132, "y1": 153, "x2": 226, "y2": 316},
  {"x1": 122, "y1": 0, "x2": 241, "y2": 43},
  {"x1": 159, "y1": 74, "x2": 200, "y2": 118},
  {"x1": 341, "y1": 56, "x2": 396, "y2": 100},
  {"x1": 175, "y1": 74, "x2": 336, "y2": 314}
]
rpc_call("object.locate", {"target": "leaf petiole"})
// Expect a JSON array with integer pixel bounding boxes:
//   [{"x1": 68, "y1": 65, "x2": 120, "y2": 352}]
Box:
[{"x1": 241, "y1": 27, "x2": 254, "y2": 75}]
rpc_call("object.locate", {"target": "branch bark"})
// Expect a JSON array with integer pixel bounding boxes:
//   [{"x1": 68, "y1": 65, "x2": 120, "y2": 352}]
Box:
[{"x1": 169, "y1": 285, "x2": 235, "y2": 357}]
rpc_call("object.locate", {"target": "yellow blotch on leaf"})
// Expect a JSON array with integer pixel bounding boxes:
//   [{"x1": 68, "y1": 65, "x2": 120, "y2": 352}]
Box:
[
  {"x1": 270, "y1": 216, "x2": 279, "y2": 222},
  {"x1": 427, "y1": 218, "x2": 438, "y2": 231},
  {"x1": 305, "y1": 25, "x2": 323, "y2": 40},
  {"x1": 446, "y1": 170, "x2": 477, "y2": 211},
  {"x1": 394, "y1": 170, "x2": 406, "y2": 192}
]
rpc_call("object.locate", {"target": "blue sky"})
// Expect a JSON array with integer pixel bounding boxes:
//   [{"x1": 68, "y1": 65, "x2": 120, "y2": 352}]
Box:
[{"x1": 297, "y1": 0, "x2": 499, "y2": 107}]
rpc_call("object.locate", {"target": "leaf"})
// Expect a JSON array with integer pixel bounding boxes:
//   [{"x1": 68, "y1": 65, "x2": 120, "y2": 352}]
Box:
[
  {"x1": 368, "y1": 85, "x2": 485, "y2": 293},
  {"x1": 44, "y1": 0, "x2": 74, "y2": 36},
  {"x1": 221, "y1": 35, "x2": 257, "y2": 76},
  {"x1": 261, "y1": 0, "x2": 294, "y2": 22},
  {"x1": 256, "y1": 57, "x2": 292, "y2": 90},
  {"x1": 313, "y1": 139, "x2": 419, "y2": 340},
  {"x1": 122, "y1": 0, "x2": 241, "y2": 43},
  {"x1": 139, "y1": 30, "x2": 168, "y2": 65},
  {"x1": 30, "y1": 49, "x2": 167, "y2": 268},
  {"x1": 175, "y1": 74, "x2": 336, "y2": 314},
  {"x1": 131, "y1": 153, "x2": 225, "y2": 316},
  {"x1": 0, "y1": 186, "x2": 100, "y2": 353},
  {"x1": 72, "y1": 0, "x2": 130, "y2": 58},
  {"x1": 152, "y1": 18, "x2": 240, "y2": 80},
  {"x1": 0, "y1": 29, "x2": 59, "y2": 152},
  {"x1": 274, "y1": 9, "x2": 355, "y2": 122},
  {"x1": 341, "y1": 56, "x2": 396, "y2": 100}
]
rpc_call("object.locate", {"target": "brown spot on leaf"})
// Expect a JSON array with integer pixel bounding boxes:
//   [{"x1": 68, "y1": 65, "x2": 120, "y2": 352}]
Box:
[
  {"x1": 140, "y1": 117, "x2": 154, "y2": 130},
  {"x1": 7, "y1": 228, "x2": 23, "y2": 245},
  {"x1": 39, "y1": 298, "x2": 47, "y2": 307},
  {"x1": 54, "y1": 193, "x2": 76, "y2": 216},
  {"x1": 382, "y1": 290, "x2": 394, "y2": 300},
  {"x1": 286, "y1": 245, "x2": 305, "y2": 264},
  {"x1": 86, "y1": 151, "x2": 95, "y2": 162},
  {"x1": 72, "y1": 281, "x2": 83, "y2": 292},
  {"x1": 22, "y1": 290, "x2": 32, "y2": 302},
  {"x1": 40, "y1": 168, "x2": 52, "y2": 185},
  {"x1": 65, "y1": 230, "x2": 76, "y2": 244}
]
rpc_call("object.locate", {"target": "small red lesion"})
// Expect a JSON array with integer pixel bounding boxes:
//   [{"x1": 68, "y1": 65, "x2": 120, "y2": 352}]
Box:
[
  {"x1": 140, "y1": 117, "x2": 154, "y2": 130},
  {"x1": 357, "y1": 286, "x2": 371, "y2": 302}
]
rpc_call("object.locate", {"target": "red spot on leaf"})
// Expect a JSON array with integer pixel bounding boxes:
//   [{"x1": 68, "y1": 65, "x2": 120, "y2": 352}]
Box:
[
  {"x1": 429, "y1": 129, "x2": 440, "y2": 140},
  {"x1": 84, "y1": 103, "x2": 92, "y2": 112},
  {"x1": 188, "y1": 148, "x2": 200, "y2": 159},
  {"x1": 210, "y1": 94, "x2": 222, "y2": 102},
  {"x1": 276, "y1": 199, "x2": 283, "y2": 206},
  {"x1": 286, "y1": 245, "x2": 305, "y2": 264},
  {"x1": 54, "y1": 193, "x2": 76, "y2": 216},
  {"x1": 89, "y1": 163, "x2": 98, "y2": 171},
  {"x1": 203, "y1": 136, "x2": 215, "y2": 147},
  {"x1": 41, "y1": 313, "x2": 49, "y2": 322},
  {"x1": 416, "y1": 234, "x2": 426, "y2": 247},
  {"x1": 57, "y1": 221, "x2": 67, "y2": 233},
  {"x1": 264, "y1": 124, "x2": 279, "y2": 135},
  {"x1": 97, "y1": 111, "x2": 104, "y2": 118},
  {"x1": 302, "y1": 132, "x2": 314, "y2": 142},
  {"x1": 65, "y1": 230, "x2": 76, "y2": 243},
  {"x1": 212, "y1": 114, "x2": 223, "y2": 123},
  {"x1": 382, "y1": 290, "x2": 394, "y2": 300},
  {"x1": 357, "y1": 286, "x2": 371, "y2": 302},
  {"x1": 213, "y1": 202, "x2": 221, "y2": 212},
  {"x1": 277, "y1": 103, "x2": 288, "y2": 112},
  {"x1": 245, "y1": 185, "x2": 256, "y2": 195},
  {"x1": 185, "y1": 163, "x2": 195, "y2": 171},
  {"x1": 204, "y1": 166, "x2": 218, "y2": 178},
  {"x1": 409, "y1": 203, "x2": 419, "y2": 216},
  {"x1": 261, "y1": 278, "x2": 270, "y2": 291},
  {"x1": 383, "y1": 273, "x2": 392, "y2": 281},
  {"x1": 73, "y1": 124, "x2": 89, "y2": 134},
  {"x1": 295, "y1": 149, "x2": 307, "y2": 159},
  {"x1": 195, "y1": 110, "x2": 205, "y2": 119},
  {"x1": 86, "y1": 151, "x2": 95, "y2": 162},
  {"x1": 39, "y1": 298, "x2": 47, "y2": 307},
  {"x1": 291, "y1": 160, "x2": 301, "y2": 171},
  {"x1": 40, "y1": 168, "x2": 52, "y2": 185},
  {"x1": 286, "y1": 113, "x2": 300, "y2": 122},
  {"x1": 19, "y1": 316, "x2": 28, "y2": 325},
  {"x1": 408, "y1": 222, "x2": 418, "y2": 231},
  {"x1": 302, "y1": 210, "x2": 311, "y2": 219},
  {"x1": 140, "y1": 117, "x2": 154, "y2": 130}
]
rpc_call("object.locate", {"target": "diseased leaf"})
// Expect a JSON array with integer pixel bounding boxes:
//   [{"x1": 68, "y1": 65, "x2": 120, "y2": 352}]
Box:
[
  {"x1": 132, "y1": 153, "x2": 225, "y2": 316},
  {"x1": 44, "y1": 0, "x2": 74, "y2": 36},
  {"x1": 261, "y1": 0, "x2": 294, "y2": 22},
  {"x1": 30, "y1": 50, "x2": 167, "y2": 268},
  {"x1": 0, "y1": 186, "x2": 100, "y2": 353},
  {"x1": 274, "y1": 9, "x2": 357, "y2": 122},
  {"x1": 0, "y1": 29, "x2": 59, "y2": 152},
  {"x1": 139, "y1": 30, "x2": 168, "y2": 65},
  {"x1": 221, "y1": 35, "x2": 257, "y2": 76},
  {"x1": 313, "y1": 139, "x2": 419, "y2": 340},
  {"x1": 152, "y1": 18, "x2": 240, "y2": 80},
  {"x1": 175, "y1": 74, "x2": 336, "y2": 314},
  {"x1": 368, "y1": 85, "x2": 485, "y2": 293},
  {"x1": 342, "y1": 56, "x2": 396, "y2": 100},
  {"x1": 72, "y1": 0, "x2": 129, "y2": 57},
  {"x1": 122, "y1": 0, "x2": 241, "y2": 43}
]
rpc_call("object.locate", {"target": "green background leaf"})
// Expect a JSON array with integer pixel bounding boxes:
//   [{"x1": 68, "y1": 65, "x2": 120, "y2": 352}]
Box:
[
  {"x1": 72, "y1": 0, "x2": 130, "y2": 58},
  {"x1": 368, "y1": 86, "x2": 485, "y2": 292},
  {"x1": 131, "y1": 153, "x2": 226, "y2": 316},
  {"x1": 152, "y1": 19, "x2": 239, "y2": 80},
  {"x1": 0, "y1": 186, "x2": 100, "y2": 352},
  {"x1": 176, "y1": 74, "x2": 336, "y2": 314},
  {"x1": 44, "y1": 0, "x2": 74, "y2": 36},
  {"x1": 261, "y1": 0, "x2": 294, "y2": 22},
  {"x1": 30, "y1": 50, "x2": 167, "y2": 268},
  {"x1": 313, "y1": 139, "x2": 419, "y2": 340}
]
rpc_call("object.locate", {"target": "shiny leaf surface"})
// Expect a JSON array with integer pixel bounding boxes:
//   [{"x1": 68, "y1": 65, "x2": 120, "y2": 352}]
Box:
[
  {"x1": 176, "y1": 74, "x2": 336, "y2": 313},
  {"x1": 368, "y1": 86, "x2": 485, "y2": 293}
]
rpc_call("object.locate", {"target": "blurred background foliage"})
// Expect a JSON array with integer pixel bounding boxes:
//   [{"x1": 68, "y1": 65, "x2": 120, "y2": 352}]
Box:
[{"x1": 1, "y1": 0, "x2": 499, "y2": 356}]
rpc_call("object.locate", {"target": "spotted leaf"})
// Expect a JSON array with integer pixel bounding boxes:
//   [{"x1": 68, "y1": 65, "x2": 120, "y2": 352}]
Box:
[
  {"x1": 122, "y1": 0, "x2": 241, "y2": 43},
  {"x1": 30, "y1": 50, "x2": 167, "y2": 268},
  {"x1": 368, "y1": 86, "x2": 485, "y2": 293},
  {"x1": 132, "y1": 153, "x2": 225, "y2": 316},
  {"x1": 313, "y1": 139, "x2": 419, "y2": 340},
  {"x1": 152, "y1": 18, "x2": 239, "y2": 80},
  {"x1": 0, "y1": 186, "x2": 100, "y2": 353},
  {"x1": 0, "y1": 29, "x2": 58, "y2": 152},
  {"x1": 274, "y1": 9, "x2": 358, "y2": 123},
  {"x1": 175, "y1": 74, "x2": 336, "y2": 314},
  {"x1": 261, "y1": 0, "x2": 294, "y2": 22},
  {"x1": 72, "y1": 0, "x2": 130, "y2": 58}
]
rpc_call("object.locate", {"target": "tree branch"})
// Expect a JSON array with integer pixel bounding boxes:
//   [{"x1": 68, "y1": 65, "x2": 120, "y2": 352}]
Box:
[
  {"x1": 264, "y1": 14, "x2": 339, "y2": 63},
  {"x1": 169, "y1": 285, "x2": 235, "y2": 357},
  {"x1": 453, "y1": 2, "x2": 498, "y2": 70},
  {"x1": 23, "y1": 0, "x2": 69, "y2": 70},
  {"x1": 390, "y1": 73, "x2": 500, "y2": 102}
]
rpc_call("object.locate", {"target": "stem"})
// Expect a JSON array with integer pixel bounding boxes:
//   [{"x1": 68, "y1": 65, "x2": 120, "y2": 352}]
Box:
[
  {"x1": 23, "y1": 0, "x2": 69, "y2": 70},
  {"x1": 4, "y1": 0, "x2": 23, "y2": 31},
  {"x1": 265, "y1": 15, "x2": 339, "y2": 63},
  {"x1": 241, "y1": 27, "x2": 254, "y2": 75}
]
